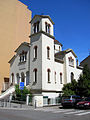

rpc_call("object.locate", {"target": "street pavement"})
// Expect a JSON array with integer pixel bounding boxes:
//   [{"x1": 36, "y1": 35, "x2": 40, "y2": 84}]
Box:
[{"x1": 0, "y1": 102, "x2": 90, "y2": 120}]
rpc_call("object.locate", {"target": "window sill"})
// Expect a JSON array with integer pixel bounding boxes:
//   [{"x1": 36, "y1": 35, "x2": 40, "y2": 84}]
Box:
[
  {"x1": 32, "y1": 82, "x2": 37, "y2": 85},
  {"x1": 69, "y1": 65, "x2": 74, "y2": 67},
  {"x1": 48, "y1": 81, "x2": 51, "y2": 83},
  {"x1": 19, "y1": 61, "x2": 26, "y2": 65},
  {"x1": 47, "y1": 57, "x2": 50, "y2": 60},
  {"x1": 33, "y1": 58, "x2": 37, "y2": 61}
]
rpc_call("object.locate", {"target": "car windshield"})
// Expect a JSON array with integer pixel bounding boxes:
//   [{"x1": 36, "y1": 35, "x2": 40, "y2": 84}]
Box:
[
  {"x1": 62, "y1": 96, "x2": 71, "y2": 99},
  {"x1": 82, "y1": 97, "x2": 90, "y2": 101}
]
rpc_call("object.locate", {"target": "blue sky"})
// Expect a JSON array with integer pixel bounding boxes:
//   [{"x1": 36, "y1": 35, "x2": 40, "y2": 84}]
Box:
[{"x1": 19, "y1": 0, "x2": 90, "y2": 63}]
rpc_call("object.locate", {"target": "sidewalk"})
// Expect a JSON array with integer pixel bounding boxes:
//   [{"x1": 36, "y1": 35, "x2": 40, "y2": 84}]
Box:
[
  {"x1": 0, "y1": 101, "x2": 61, "y2": 110},
  {"x1": 0, "y1": 101, "x2": 34, "y2": 110}
]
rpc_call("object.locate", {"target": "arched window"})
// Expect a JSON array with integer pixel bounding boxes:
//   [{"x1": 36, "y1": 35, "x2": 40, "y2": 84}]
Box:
[
  {"x1": 59, "y1": 46, "x2": 61, "y2": 51},
  {"x1": 45, "y1": 22, "x2": 51, "y2": 34},
  {"x1": 26, "y1": 71, "x2": 29, "y2": 86},
  {"x1": 71, "y1": 72, "x2": 74, "y2": 82},
  {"x1": 33, "y1": 69, "x2": 37, "y2": 83},
  {"x1": 34, "y1": 46, "x2": 37, "y2": 59},
  {"x1": 68, "y1": 57, "x2": 74, "y2": 66},
  {"x1": 55, "y1": 72, "x2": 56, "y2": 83},
  {"x1": 34, "y1": 21, "x2": 39, "y2": 33},
  {"x1": 21, "y1": 72, "x2": 25, "y2": 82},
  {"x1": 54, "y1": 45, "x2": 55, "y2": 50},
  {"x1": 47, "y1": 47, "x2": 50, "y2": 59},
  {"x1": 11, "y1": 73, "x2": 14, "y2": 85},
  {"x1": 47, "y1": 69, "x2": 51, "y2": 83},
  {"x1": 60, "y1": 73, "x2": 62, "y2": 84}
]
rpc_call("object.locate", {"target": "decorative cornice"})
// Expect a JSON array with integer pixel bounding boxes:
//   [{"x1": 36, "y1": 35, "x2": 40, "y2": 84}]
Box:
[
  {"x1": 55, "y1": 58, "x2": 64, "y2": 63},
  {"x1": 30, "y1": 31, "x2": 55, "y2": 39},
  {"x1": 77, "y1": 66, "x2": 83, "y2": 70},
  {"x1": 30, "y1": 89, "x2": 61, "y2": 94}
]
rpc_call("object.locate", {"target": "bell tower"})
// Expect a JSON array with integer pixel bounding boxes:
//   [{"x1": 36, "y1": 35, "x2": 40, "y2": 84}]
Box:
[
  {"x1": 30, "y1": 15, "x2": 54, "y2": 38},
  {"x1": 30, "y1": 15, "x2": 55, "y2": 93}
]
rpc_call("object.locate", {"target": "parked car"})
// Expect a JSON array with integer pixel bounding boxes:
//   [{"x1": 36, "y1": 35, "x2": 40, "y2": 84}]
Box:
[
  {"x1": 61, "y1": 95, "x2": 81, "y2": 108},
  {"x1": 76, "y1": 97, "x2": 90, "y2": 109}
]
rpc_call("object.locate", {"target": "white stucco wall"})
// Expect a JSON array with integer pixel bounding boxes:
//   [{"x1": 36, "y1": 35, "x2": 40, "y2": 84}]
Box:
[
  {"x1": 30, "y1": 34, "x2": 42, "y2": 90},
  {"x1": 10, "y1": 45, "x2": 30, "y2": 85},
  {"x1": 42, "y1": 34, "x2": 54, "y2": 91},
  {"x1": 41, "y1": 18, "x2": 54, "y2": 36},
  {"x1": 64, "y1": 52, "x2": 82, "y2": 83},
  {"x1": 41, "y1": 34, "x2": 63, "y2": 92},
  {"x1": 54, "y1": 44, "x2": 62, "y2": 53}
]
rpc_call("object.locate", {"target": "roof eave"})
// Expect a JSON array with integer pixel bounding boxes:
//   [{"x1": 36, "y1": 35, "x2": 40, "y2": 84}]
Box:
[
  {"x1": 30, "y1": 15, "x2": 55, "y2": 25},
  {"x1": 15, "y1": 42, "x2": 30, "y2": 53},
  {"x1": 8, "y1": 55, "x2": 16, "y2": 63}
]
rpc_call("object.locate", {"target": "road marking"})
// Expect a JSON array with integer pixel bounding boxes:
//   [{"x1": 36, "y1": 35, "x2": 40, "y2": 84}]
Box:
[
  {"x1": 53, "y1": 109, "x2": 74, "y2": 113},
  {"x1": 65, "y1": 110, "x2": 85, "y2": 114},
  {"x1": 34, "y1": 108, "x2": 74, "y2": 113},
  {"x1": 76, "y1": 111, "x2": 90, "y2": 116}
]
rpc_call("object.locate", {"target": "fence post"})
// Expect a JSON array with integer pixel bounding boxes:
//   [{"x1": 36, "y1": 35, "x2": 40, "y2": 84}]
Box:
[{"x1": 26, "y1": 94, "x2": 30, "y2": 105}]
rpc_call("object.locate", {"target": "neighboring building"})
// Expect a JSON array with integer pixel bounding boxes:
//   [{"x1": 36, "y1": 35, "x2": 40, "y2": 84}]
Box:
[
  {"x1": 80, "y1": 55, "x2": 90, "y2": 69},
  {"x1": 0, "y1": 0, "x2": 32, "y2": 93},
  {"x1": 9, "y1": 15, "x2": 82, "y2": 107},
  {"x1": 2, "y1": 78, "x2": 9, "y2": 92}
]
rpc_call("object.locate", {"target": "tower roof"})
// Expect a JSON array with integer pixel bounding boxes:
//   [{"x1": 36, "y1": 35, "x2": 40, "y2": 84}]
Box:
[
  {"x1": 55, "y1": 49, "x2": 77, "y2": 58},
  {"x1": 30, "y1": 15, "x2": 55, "y2": 25},
  {"x1": 54, "y1": 39, "x2": 63, "y2": 46}
]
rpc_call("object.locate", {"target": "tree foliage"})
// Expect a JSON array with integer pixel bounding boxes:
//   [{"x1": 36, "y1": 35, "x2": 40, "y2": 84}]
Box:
[
  {"x1": 15, "y1": 85, "x2": 32, "y2": 101},
  {"x1": 62, "y1": 65, "x2": 90, "y2": 97},
  {"x1": 62, "y1": 80, "x2": 78, "y2": 96},
  {"x1": 77, "y1": 64, "x2": 90, "y2": 97}
]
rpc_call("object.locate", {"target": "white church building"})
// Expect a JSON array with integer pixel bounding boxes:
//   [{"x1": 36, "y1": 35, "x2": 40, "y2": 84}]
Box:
[{"x1": 9, "y1": 15, "x2": 82, "y2": 107}]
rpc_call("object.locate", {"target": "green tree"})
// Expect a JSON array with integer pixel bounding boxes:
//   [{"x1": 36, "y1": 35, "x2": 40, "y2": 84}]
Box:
[
  {"x1": 15, "y1": 85, "x2": 32, "y2": 101},
  {"x1": 62, "y1": 80, "x2": 78, "y2": 96},
  {"x1": 62, "y1": 65, "x2": 90, "y2": 97},
  {"x1": 77, "y1": 65, "x2": 90, "y2": 97}
]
